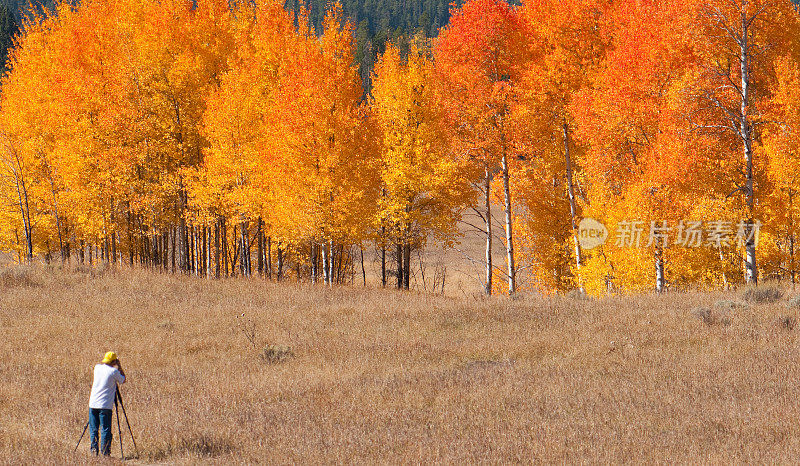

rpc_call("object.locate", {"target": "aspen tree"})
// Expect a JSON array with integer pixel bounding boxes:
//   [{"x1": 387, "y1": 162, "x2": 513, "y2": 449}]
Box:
[
  {"x1": 434, "y1": 0, "x2": 528, "y2": 294},
  {"x1": 371, "y1": 41, "x2": 471, "y2": 289}
]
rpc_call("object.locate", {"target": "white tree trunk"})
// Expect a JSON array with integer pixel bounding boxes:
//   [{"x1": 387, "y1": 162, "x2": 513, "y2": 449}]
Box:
[
  {"x1": 564, "y1": 124, "x2": 582, "y2": 284},
  {"x1": 655, "y1": 247, "x2": 665, "y2": 293},
  {"x1": 484, "y1": 167, "x2": 493, "y2": 295},
  {"x1": 740, "y1": 4, "x2": 757, "y2": 285},
  {"x1": 501, "y1": 145, "x2": 516, "y2": 295}
]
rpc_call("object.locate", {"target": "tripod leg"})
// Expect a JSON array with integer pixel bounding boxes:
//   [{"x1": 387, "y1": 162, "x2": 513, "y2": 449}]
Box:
[
  {"x1": 115, "y1": 394, "x2": 124, "y2": 460},
  {"x1": 117, "y1": 389, "x2": 139, "y2": 457},
  {"x1": 74, "y1": 419, "x2": 90, "y2": 452}
]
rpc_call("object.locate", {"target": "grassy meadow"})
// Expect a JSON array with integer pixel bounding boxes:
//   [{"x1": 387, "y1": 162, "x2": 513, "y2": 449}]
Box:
[{"x1": 1, "y1": 265, "x2": 800, "y2": 463}]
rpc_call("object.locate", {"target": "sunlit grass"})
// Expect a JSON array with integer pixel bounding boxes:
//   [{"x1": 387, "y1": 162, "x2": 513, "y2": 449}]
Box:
[{"x1": 1, "y1": 265, "x2": 799, "y2": 463}]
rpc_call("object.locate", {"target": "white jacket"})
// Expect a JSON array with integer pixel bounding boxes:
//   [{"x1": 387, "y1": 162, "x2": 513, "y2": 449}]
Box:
[{"x1": 88, "y1": 364, "x2": 125, "y2": 410}]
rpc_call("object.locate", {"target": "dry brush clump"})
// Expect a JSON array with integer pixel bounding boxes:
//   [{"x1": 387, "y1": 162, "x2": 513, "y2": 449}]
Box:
[
  {"x1": 234, "y1": 312, "x2": 295, "y2": 364},
  {"x1": 0, "y1": 266, "x2": 40, "y2": 288},
  {"x1": 778, "y1": 315, "x2": 797, "y2": 331},
  {"x1": 785, "y1": 295, "x2": 800, "y2": 309},
  {"x1": 692, "y1": 306, "x2": 732, "y2": 327},
  {"x1": 742, "y1": 285, "x2": 784, "y2": 304},
  {"x1": 3, "y1": 267, "x2": 800, "y2": 463}
]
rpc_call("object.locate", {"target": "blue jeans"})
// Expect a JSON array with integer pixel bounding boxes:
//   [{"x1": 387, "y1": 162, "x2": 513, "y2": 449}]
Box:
[{"x1": 89, "y1": 408, "x2": 113, "y2": 455}]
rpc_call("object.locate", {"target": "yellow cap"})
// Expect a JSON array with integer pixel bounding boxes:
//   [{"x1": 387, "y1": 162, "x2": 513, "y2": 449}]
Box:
[{"x1": 101, "y1": 351, "x2": 118, "y2": 364}]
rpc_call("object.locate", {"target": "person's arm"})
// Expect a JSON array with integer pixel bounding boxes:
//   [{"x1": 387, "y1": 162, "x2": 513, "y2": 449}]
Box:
[{"x1": 114, "y1": 361, "x2": 126, "y2": 384}]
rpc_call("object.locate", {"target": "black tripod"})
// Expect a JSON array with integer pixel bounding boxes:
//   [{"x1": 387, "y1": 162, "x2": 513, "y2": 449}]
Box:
[
  {"x1": 115, "y1": 384, "x2": 139, "y2": 458},
  {"x1": 74, "y1": 385, "x2": 139, "y2": 459}
]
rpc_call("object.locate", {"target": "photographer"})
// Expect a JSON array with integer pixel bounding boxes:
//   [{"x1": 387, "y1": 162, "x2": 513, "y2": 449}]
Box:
[{"x1": 86, "y1": 351, "x2": 126, "y2": 456}]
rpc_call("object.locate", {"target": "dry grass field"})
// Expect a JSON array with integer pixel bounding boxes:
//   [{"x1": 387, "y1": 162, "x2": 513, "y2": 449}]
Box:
[{"x1": 2, "y1": 265, "x2": 800, "y2": 464}]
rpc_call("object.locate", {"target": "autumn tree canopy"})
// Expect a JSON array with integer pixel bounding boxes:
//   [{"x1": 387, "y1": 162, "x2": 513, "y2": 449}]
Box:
[{"x1": 1, "y1": 0, "x2": 800, "y2": 296}]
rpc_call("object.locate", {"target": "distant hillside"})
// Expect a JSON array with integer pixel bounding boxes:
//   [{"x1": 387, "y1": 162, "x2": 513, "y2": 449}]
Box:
[
  {"x1": 0, "y1": 0, "x2": 458, "y2": 85},
  {"x1": 3, "y1": 0, "x2": 454, "y2": 30},
  {"x1": 290, "y1": 0, "x2": 462, "y2": 88},
  {"x1": 2, "y1": 0, "x2": 797, "y2": 84},
  {"x1": 295, "y1": 0, "x2": 455, "y2": 38},
  {"x1": 0, "y1": 2, "x2": 15, "y2": 74}
]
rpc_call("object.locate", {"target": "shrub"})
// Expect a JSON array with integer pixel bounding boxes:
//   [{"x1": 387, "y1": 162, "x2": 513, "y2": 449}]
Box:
[
  {"x1": 178, "y1": 434, "x2": 234, "y2": 458},
  {"x1": 261, "y1": 345, "x2": 294, "y2": 364},
  {"x1": 742, "y1": 286, "x2": 784, "y2": 304},
  {"x1": 779, "y1": 316, "x2": 797, "y2": 331},
  {"x1": 714, "y1": 300, "x2": 748, "y2": 311},
  {"x1": 73, "y1": 264, "x2": 111, "y2": 278},
  {"x1": 692, "y1": 307, "x2": 732, "y2": 327},
  {"x1": 566, "y1": 289, "x2": 591, "y2": 301},
  {"x1": 786, "y1": 295, "x2": 800, "y2": 309},
  {"x1": 0, "y1": 267, "x2": 40, "y2": 288}
]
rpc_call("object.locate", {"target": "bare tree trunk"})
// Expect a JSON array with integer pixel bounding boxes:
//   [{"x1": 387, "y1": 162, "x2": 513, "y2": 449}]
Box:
[
  {"x1": 739, "y1": 6, "x2": 757, "y2": 285},
  {"x1": 126, "y1": 212, "x2": 133, "y2": 266},
  {"x1": 790, "y1": 192, "x2": 796, "y2": 291},
  {"x1": 198, "y1": 225, "x2": 203, "y2": 275},
  {"x1": 42, "y1": 162, "x2": 65, "y2": 262},
  {"x1": 403, "y1": 243, "x2": 411, "y2": 290},
  {"x1": 171, "y1": 227, "x2": 177, "y2": 273},
  {"x1": 214, "y1": 220, "x2": 221, "y2": 279},
  {"x1": 241, "y1": 219, "x2": 250, "y2": 277},
  {"x1": 395, "y1": 243, "x2": 403, "y2": 290},
  {"x1": 189, "y1": 228, "x2": 193, "y2": 272},
  {"x1": 791, "y1": 231, "x2": 796, "y2": 291},
  {"x1": 322, "y1": 242, "x2": 328, "y2": 285},
  {"x1": 380, "y1": 189, "x2": 387, "y2": 288},
  {"x1": 655, "y1": 246, "x2": 665, "y2": 293},
  {"x1": 360, "y1": 245, "x2": 366, "y2": 286},
  {"x1": 178, "y1": 220, "x2": 186, "y2": 272},
  {"x1": 164, "y1": 231, "x2": 169, "y2": 270},
  {"x1": 65, "y1": 231, "x2": 71, "y2": 265},
  {"x1": 267, "y1": 236, "x2": 273, "y2": 279},
  {"x1": 197, "y1": 227, "x2": 202, "y2": 276},
  {"x1": 564, "y1": 124, "x2": 583, "y2": 282},
  {"x1": 718, "y1": 245, "x2": 728, "y2": 291},
  {"x1": 311, "y1": 243, "x2": 318, "y2": 284},
  {"x1": 207, "y1": 226, "x2": 212, "y2": 277},
  {"x1": 484, "y1": 168, "x2": 493, "y2": 295},
  {"x1": 500, "y1": 141, "x2": 515, "y2": 295},
  {"x1": 221, "y1": 218, "x2": 228, "y2": 277},
  {"x1": 329, "y1": 240, "x2": 335, "y2": 287},
  {"x1": 381, "y1": 230, "x2": 386, "y2": 287},
  {"x1": 203, "y1": 226, "x2": 208, "y2": 277},
  {"x1": 11, "y1": 158, "x2": 34, "y2": 262},
  {"x1": 321, "y1": 241, "x2": 330, "y2": 286},
  {"x1": 192, "y1": 225, "x2": 198, "y2": 275},
  {"x1": 151, "y1": 233, "x2": 156, "y2": 268},
  {"x1": 441, "y1": 265, "x2": 446, "y2": 295},
  {"x1": 163, "y1": 230, "x2": 169, "y2": 271},
  {"x1": 111, "y1": 231, "x2": 117, "y2": 265},
  {"x1": 53, "y1": 204, "x2": 64, "y2": 261},
  {"x1": 257, "y1": 218, "x2": 264, "y2": 276},
  {"x1": 232, "y1": 224, "x2": 239, "y2": 276},
  {"x1": 13, "y1": 229, "x2": 20, "y2": 263},
  {"x1": 154, "y1": 230, "x2": 159, "y2": 269},
  {"x1": 277, "y1": 244, "x2": 284, "y2": 281},
  {"x1": 151, "y1": 231, "x2": 156, "y2": 269}
]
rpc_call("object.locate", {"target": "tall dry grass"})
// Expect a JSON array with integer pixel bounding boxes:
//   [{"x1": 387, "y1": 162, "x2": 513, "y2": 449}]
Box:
[{"x1": 2, "y1": 265, "x2": 800, "y2": 463}]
